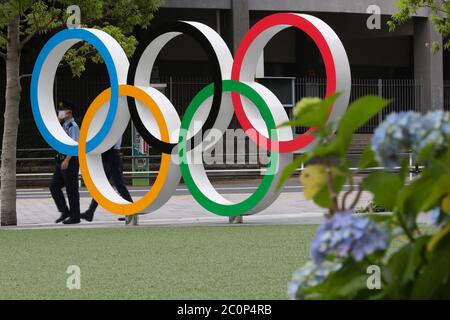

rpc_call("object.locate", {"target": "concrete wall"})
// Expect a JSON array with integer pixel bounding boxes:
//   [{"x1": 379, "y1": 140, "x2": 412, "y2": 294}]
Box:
[
  {"x1": 154, "y1": 6, "x2": 415, "y2": 79},
  {"x1": 157, "y1": 0, "x2": 444, "y2": 110},
  {"x1": 163, "y1": 0, "x2": 429, "y2": 16}
]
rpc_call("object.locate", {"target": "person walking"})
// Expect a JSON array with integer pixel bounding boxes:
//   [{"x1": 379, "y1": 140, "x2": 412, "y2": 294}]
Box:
[
  {"x1": 51, "y1": 101, "x2": 81, "y2": 224},
  {"x1": 81, "y1": 137, "x2": 137, "y2": 224}
]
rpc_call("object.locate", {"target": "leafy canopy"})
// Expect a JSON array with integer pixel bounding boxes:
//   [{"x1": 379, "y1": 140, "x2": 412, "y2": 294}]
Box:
[
  {"x1": 0, "y1": 0, "x2": 164, "y2": 75},
  {"x1": 389, "y1": 0, "x2": 450, "y2": 52}
]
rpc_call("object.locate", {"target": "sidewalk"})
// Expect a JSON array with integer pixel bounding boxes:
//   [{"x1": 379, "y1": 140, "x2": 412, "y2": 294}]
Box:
[{"x1": 12, "y1": 191, "x2": 375, "y2": 229}]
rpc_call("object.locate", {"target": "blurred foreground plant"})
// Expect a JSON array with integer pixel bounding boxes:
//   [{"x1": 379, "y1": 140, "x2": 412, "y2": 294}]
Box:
[{"x1": 279, "y1": 95, "x2": 450, "y2": 299}]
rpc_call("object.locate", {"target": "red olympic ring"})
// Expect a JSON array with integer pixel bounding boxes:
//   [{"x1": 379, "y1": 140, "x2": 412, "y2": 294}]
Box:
[{"x1": 231, "y1": 13, "x2": 338, "y2": 153}]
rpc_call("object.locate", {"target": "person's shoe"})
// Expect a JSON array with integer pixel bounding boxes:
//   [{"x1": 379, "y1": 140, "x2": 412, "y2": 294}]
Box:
[
  {"x1": 118, "y1": 217, "x2": 126, "y2": 221},
  {"x1": 80, "y1": 211, "x2": 94, "y2": 222},
  {"x1": 62, "y1": 218, "x2": 80, "y2": 225},
  {"x1": 132, "y1": 215, "x2": 139, "y2": 226},
  {"x1": 55, "y1": 213, "x2": 69, "y2": 224},
  {"x1": 125, "y1": 215, "x2": 139, "y2": 226}
]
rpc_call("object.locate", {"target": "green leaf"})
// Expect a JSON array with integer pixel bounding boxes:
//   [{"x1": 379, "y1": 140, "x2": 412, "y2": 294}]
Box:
[
  {"x1": 276, "y1": 153, "x2": 311, "y2": 191},
  {"x1": 336, "y1": 96, "x2": 390, "y2": 155},
  {"x1": 420, "y1": 175, "x2": 450, "y2": 213},
  {"x1": 358, "y1": 144, "x2": 378, "y2": 169},
  {"x1": 397, "y1": 171, "x2": 437, "y2": 219},
  {"x1": 382, "y1": 236, "x2": 429, "y2": 298},
  {"x1": 415, "y1": 143, "x2": 434, "y2": 164},
  {"x1": 362, "y1": 172, "x2": 403, "y2": 209},
  {"x1": 313, "y1": 174, "x2": 346, "y2": 208},
  {"x1": 411, "y1": 231, "x2": 450, "y2": 299},
  {"x1": 279, "y1": 93, "x2": 340, "y2": 129}
]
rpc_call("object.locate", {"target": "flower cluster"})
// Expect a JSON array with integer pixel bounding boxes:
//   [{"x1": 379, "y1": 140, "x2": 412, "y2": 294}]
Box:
[
  {"x1": 288, "y1": 211, "x2": 389, "y2": 299},
  {"x1": 372, "y1": 111, "x2": 450, "y2": 168},
  {"x1": 427, "y1": 207, "x2": 450, "y2": 228},
  {"x1": 310, "y1": 210, "x2": 389, "y2": 264},
  {"x1": 294, "y1": 97, "x2": 322, "y2": 117},
  {"x1": 287, "y1": 261, "x2": 342, "y2": 300}
]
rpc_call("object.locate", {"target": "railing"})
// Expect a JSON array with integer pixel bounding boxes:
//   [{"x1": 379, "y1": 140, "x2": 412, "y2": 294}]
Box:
[
  {"x1": 159, "y1": 76, "x2": 425, "y2": 133},
  {"x1": 444, "y1": 81, "x2": 450, "y2": 111},
  {"x1": 0, "y1": 76, "x2": 428, "y2": 181},
  {"x1": 295, "y1": 78, "x2": 424, "y2": 133},
  {"x1": 0, "y1": 75, "x2": 427, "y2": 134},
  {"x1": 0, "y1": 150, "x2": 420, "y2": 187}
]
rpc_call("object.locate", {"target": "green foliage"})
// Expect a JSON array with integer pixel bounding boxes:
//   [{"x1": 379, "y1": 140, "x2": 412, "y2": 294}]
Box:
[
  {"x1": 411, "y1": 236, "x2": 450, "y2": 299},
  {"x1": 313, "y1": 174, "x2": 346, "y2": 209},
  {"x1": 303, "y1": 259, "x2": 379, "y2": 299},
  {"x1": 62, "y1": 24, "x2": 139, "y2": 76},
  {"x1": 358, "y1": 145, "x2": 378, "y2": 169},
  {"x1": 389, "y1": 0, "x2": 450, "y2": 52},
  {"x1": 334, "y1": 96, "x2": 390, "y2": 155},
  {"x1": 278, "y1": 94, "x2": 390, "y2": 213},
  {"x1": 380, "y1": 236, "x2": 429, "y2": 299},
  {"x1": 0, "y1": 0, "x2": 164, "y2": 76},
  {"x1": 283, "y1": 94, "x2": 339, "y2": 129},
  {"x1": 276, "y1": 153, "x2": 311, "y2": 190},
  {"x1": 362, "y1": 172, "x2": 403, "y2": 209},
  {"x1": 283, "y1": 93, "x2": 450, "y2": 299}
]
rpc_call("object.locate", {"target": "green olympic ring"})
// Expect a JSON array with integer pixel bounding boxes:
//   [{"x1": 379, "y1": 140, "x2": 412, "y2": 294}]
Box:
[{"x1": 178, "y1": 80, "x2": 279, "y2": 216}]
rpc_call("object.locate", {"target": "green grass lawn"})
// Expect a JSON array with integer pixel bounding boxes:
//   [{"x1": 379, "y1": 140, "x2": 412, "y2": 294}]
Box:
[{"x1": 0, "y1": 225, "x2": 318, "y2": 300}]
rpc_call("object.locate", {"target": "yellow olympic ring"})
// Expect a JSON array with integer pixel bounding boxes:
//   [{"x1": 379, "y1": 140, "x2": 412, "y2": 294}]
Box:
[{"x1": 78, "y1": 84, "x2": 171, "y2": 215}]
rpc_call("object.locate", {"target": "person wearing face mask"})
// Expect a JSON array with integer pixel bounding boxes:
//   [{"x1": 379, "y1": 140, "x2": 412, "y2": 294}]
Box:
[{"x1": 51, "y1": 101, "x2": 81, "y2": 224}]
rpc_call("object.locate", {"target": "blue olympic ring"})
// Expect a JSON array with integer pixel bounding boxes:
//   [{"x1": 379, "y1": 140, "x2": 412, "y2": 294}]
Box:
[{"x1": 30, "y1": 28, "x2": 119, "y2": 156}]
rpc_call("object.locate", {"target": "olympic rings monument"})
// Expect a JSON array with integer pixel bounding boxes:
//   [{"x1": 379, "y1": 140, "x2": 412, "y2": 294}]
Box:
[{"x1": 30, "y1": 13, "x2": 351, "y2": 217}]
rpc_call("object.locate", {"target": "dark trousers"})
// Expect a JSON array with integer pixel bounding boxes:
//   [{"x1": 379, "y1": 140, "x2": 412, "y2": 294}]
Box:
[
  {"x1": 86, "y1": 149, "x2": 132, "y2": 215},
  {"x1": 50, "y1": 157, "x2": 80, "y2": 220}
]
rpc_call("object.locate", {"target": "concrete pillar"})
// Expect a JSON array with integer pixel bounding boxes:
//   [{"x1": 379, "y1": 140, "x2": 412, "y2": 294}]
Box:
[
  {"x1": 414, "y1": 17, "x2": 444, "y2": 111},
  {"x1": 229, "y1": 0, "x2": 249, "y2": 224},
  {"x1": 231, "y1": 0, "x2": 249, "y2": 54}
]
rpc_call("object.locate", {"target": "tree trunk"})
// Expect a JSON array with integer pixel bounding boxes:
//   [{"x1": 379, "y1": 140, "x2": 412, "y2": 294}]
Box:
[{"x1": 1, "y1": 15, "x2": 21, "y2": 226}]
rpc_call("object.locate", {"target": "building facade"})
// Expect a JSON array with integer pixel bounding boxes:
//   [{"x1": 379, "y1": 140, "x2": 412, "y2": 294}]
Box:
[
  {"x1": 0, "y1": 0, "x2": 448, "y2": 152},
  {"x1": 153, "y1": 0, "x2": 444, "y2": 113}
]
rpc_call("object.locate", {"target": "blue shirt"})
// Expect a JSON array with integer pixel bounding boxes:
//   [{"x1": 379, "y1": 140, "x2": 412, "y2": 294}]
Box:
[{"x1": 63, "y1": 118, "x2": 79, "y2": 142}]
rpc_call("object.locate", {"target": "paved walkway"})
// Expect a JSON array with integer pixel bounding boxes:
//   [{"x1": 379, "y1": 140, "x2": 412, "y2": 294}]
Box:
[{"x1": 10, "y1": 190, "x2": 375, "y2": 229}]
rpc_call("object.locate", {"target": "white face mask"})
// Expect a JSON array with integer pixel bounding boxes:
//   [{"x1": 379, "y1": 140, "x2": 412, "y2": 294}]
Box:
[{"x1": 57, "y1": 110, "x2": 67, "y2": 120}]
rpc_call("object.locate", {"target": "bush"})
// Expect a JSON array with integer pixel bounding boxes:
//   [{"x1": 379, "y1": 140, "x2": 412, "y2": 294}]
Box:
[{"x1": 279, "y1": 95, "x2": 450, "y2": 299}]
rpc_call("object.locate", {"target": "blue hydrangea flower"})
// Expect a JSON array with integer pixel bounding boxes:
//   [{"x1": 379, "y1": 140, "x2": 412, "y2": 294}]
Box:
[
  {"x1": 287, "y1": 261, "x2": 342, "y2": 300},
  {"x1": 310, "y1": 210, "x2": 388, "y2": 264},
  {"x1": 427, "y1": 207, "x2": 450, "y2": 227},
  {"x1": 372, "y1": 111, "x2": 450, "y2": 168},
  {"x1": 372, "y1": 112, "x2": 421, "y2": 168},
  {"x1": 413, "y1": 111, "x2": 450, "y2": 153}
]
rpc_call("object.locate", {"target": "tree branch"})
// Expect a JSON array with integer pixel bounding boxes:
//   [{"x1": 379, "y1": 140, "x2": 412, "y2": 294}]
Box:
[
  {"x1": 341, "y1": 172, "x2": 354, "y2": 210},
  {"x1": 397, "y1": 210, "x2": 416, "y2": 243},
  {"x1": 349, "y1": 185, "x2": 364, "y2": 210},
  {"x1": 19, "y1": 73, "x2": 32, "y2": 80},
  {"x1": 19, "y1": 33, "x2": 34, "y2": 51},
  {"x1": 56, "y1": 48, "x2": 102, "y2": 73},
  {"x1": 19, "y1": 12, "x2": 60, "y2": 52},
  {"x1": 325, "y1": 158, "x2": 339, "y2": 215}
]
